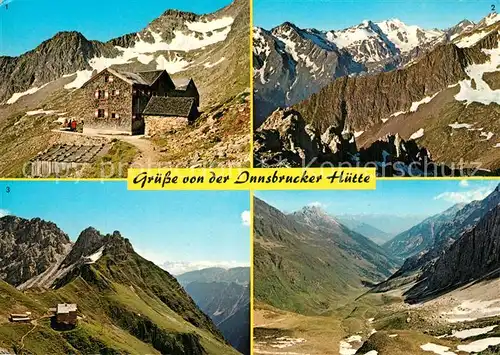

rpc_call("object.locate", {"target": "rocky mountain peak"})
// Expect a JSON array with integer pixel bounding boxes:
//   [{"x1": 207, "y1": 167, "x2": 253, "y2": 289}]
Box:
[
  {"x1": 272, "y1": 21, "x2": 301, "y2": 38},
  {"x1": 50, "y1": 30, "x2": 88, "y2": 42}
]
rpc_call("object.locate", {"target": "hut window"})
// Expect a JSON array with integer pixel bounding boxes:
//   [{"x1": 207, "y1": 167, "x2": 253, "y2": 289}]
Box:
[
  {"x1": 104, "y1": 75, "x2": 113, "y2": 83},
  {"x1": 97, "y1": 109, "x2": 105, "y2": 118},
  {"x1": 111, "y1": 113, "x2": 120, "y2": 119},
  {"x1": 113, "y1": 89, "x2": 120, "y2": 96},
  {"x1": 97, "y1": 90, "x2": 106, "y2": 99}
]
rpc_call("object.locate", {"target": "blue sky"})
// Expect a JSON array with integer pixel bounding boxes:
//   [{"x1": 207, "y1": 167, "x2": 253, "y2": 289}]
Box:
[
  {"x1": 254, "y1": 0, "x2": 495, "y2": 30},
  {"x1": 0, "y1": 181, "x2": 250, "y2": 275},
  {"x1": 0, "y1": 0, "x2": 232, "y2": 56},
  {"x1": 256, "y1": 180, "x2": 499, "y2": 217}
]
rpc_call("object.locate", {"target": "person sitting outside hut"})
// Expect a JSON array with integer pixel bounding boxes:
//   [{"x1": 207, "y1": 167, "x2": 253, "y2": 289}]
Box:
[{"x1": 70, "y1": 120, "x2": 77, "y2": 132}]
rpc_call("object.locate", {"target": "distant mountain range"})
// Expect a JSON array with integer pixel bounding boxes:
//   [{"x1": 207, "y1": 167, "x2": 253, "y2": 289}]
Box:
[
  {"x1": 254, "y1": 13, "x2": 500, "y2": 174},
  {"x1": 336, "y1": 214, "x2": 429, "y2": 244},
  {"x1": 177, "y1": 267, "x2": 250, "y2": 354},
  {"x1": 0, "y1": 216, "x2": 240, "y2": 354}
]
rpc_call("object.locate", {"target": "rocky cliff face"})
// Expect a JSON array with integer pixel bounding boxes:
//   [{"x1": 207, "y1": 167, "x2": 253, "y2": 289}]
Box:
[
  {"x1": 62, "y1": 226, "x2": 105, "y2": 266},
  {"x1": 0, "y1": 216, "x2": 238, "y2": 355},
  {"x1": 254, "y1": 108, "x2": 456, "y2": 176},
  {"x1": 0, "y1": 216, "x2": 72, "y2": 286},
  {"x1": 253, "y1": 23, "x2": 363, "y2": 126},
  {"x1": 383, "y1": 203, "x2": 466, "y2": 261},
  {"x1": 0, "y1": 31, "x2": 118, "y2": 103},
  {"x1": 294, "y1": 41, "x2": 481, "y2": 133},
  {"x1": 254, "y1": 197, "x2": 398, "y2": 314},
  {"x1": 406, "y1": 203, "x2": 500, "y2": 301}
]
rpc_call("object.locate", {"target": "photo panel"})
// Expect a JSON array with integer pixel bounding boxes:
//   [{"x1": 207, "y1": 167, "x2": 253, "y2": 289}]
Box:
[{"x1": 0, "y1": 0, "x2": 250, "y2": 178}]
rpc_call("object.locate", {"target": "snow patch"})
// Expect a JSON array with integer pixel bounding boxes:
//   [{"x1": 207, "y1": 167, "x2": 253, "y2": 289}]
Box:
[
  {"x1": 455, "y1": 44, "x2": 500, "y2": 106},
  {"x1": 376, "y1": 19, "x2": 443, "y2": 53},
  {"x1": 481, "y1": 131, "x2": 494, "y2": 140},
  {"x1": 26, "y1": 109, "x2": 57, "y2": 116},
  {"x1": 441, "y1": 299, "x2": 500, "y2": 323},
  {"x1": 449, "y1": 122, "x2": 473, "y2": 129},
  {"x1": 137, "y1": 54, "x2": 155, "y2": 64},
  {"x1": 85, "y1": 246, "x2": 104, "y2": 264},
  {"x1": 64, "y1": 17, "x2": 233, "y2": 89},
  {"x1": 410, "y1": 92, "x2": 440, "y2": 112},
  {"x1": 391, "y1": 110, "x2": 406, "y2": 117},
  {"x1": 450, "y1": 325, "x2": 497, "y2": 339},
  {"x1": 186, "y1": 17, "x2": 234, "y2": 33},
  {"x1": 213, "y1": 310, "x2": 224, "y2": 316},
  {"x1": 339, "y1": 341, "x2": 357, "y2": 355},
  {"x1": 455, "y1": 30, "x2": 495, "y2": 48},
  {"x1": 156, "y1": 55, "x2": 191, "y2": 73}
]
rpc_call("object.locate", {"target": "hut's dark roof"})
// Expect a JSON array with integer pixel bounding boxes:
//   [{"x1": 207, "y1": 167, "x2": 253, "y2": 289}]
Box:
[
  {"x1": 84, "y1": 69, "x2": 168, "y2": 87},
  {"x1": 143, "y1": 97, "x2": 195, "y2": 117}
]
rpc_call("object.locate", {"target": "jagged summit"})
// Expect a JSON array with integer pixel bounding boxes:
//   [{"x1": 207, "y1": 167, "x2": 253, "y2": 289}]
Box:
[{"x1": 292, "y1": 205, "x2": 338, "y2": 225}]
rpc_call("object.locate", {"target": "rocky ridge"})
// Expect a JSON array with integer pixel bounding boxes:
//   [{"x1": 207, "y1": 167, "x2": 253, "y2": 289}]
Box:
[
  {"x1": 254, "y1": 108, "x2": 457, "y2": 176},
  {"x1": 0, "y1": 215, "x2": 238, "y2": 354}
]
